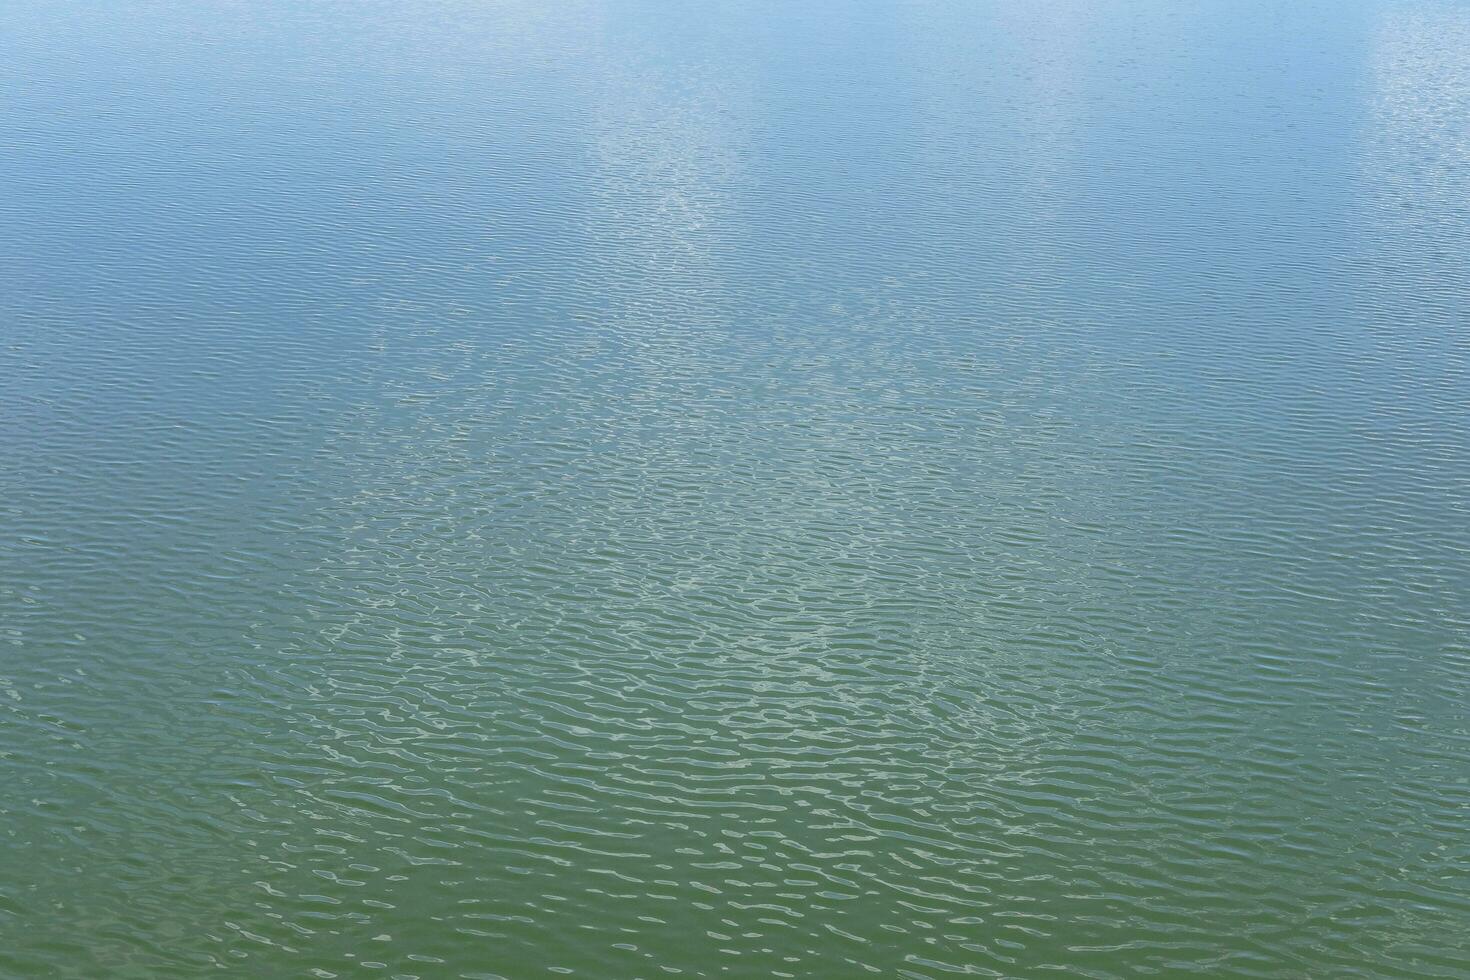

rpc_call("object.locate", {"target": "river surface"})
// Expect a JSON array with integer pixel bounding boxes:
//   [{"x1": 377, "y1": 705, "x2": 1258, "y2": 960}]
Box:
[{"x1": 3, "y1": 1, "x2": 1469, "y2": 977}]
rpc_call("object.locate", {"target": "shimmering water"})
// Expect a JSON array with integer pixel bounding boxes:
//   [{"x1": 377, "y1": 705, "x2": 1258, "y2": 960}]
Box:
[{"x1": 3, "y1": 0, "x2": 1469, "y2": 976}]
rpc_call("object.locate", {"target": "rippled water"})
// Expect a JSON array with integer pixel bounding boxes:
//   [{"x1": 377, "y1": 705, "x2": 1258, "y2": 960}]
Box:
[{"x1": 3, "y1": 0, "x2": 1469, "y2": 976}]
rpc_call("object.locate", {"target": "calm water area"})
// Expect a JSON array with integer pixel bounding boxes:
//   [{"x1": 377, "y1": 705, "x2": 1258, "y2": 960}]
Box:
[{"x1": 2, "y1": 1, "x2": 1468, "y2": 976}]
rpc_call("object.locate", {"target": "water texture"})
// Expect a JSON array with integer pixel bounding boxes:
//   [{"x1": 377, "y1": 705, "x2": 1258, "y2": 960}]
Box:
[{"x1": 2, "y1": 1, "x2": 1468, "y2": 977}]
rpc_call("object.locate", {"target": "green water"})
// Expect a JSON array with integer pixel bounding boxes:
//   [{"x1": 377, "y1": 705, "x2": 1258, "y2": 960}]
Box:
[{"x1": 2, "y1": 0, "x2": 1468, "y2": 976}]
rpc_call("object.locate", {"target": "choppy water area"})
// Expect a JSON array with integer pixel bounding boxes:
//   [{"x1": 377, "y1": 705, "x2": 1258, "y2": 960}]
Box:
[{"x1": 3, "y1": 0, "x2": 1469, "y2": 976}]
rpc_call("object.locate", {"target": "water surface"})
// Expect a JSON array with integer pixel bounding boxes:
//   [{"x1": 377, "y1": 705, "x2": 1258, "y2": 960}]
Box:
[{"x1": 2, "y1": 1, "x2": 1469, "y2": 977}]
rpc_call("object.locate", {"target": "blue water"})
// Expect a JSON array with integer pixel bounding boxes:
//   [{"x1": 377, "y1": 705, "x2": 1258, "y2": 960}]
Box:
[{"x1": 2, "y1": 1, "x2": 1469, "y2": 977}]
